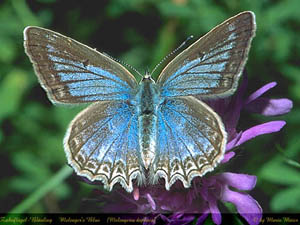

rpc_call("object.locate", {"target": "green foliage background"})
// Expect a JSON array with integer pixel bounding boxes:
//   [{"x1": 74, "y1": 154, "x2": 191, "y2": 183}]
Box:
[{"x1": 0, "y1": 0, "x2": 299, "y2": 217}]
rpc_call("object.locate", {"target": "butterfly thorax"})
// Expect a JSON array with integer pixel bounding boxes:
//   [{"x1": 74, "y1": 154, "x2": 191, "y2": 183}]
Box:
[{"x1": 136, "y1": 75, "x2": 160, "y2": 169}]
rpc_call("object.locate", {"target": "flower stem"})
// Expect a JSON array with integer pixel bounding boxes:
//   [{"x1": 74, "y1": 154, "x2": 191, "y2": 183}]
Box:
[{"x1": 10, "y1": 165, "x2": 73, "y2": 213}]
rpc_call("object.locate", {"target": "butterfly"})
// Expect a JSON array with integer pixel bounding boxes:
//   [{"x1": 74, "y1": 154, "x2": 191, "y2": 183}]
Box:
[{"x1": 24, "y1": 11, "x2": 256, "y2": 192}]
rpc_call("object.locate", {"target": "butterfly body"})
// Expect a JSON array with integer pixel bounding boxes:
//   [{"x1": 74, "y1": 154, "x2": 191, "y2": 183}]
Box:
[
  {"x1": 136, "y1": 75, "x2": 160, "y2": 169},
  {"x1": 24, "y1": 11, "x2": 256, "y2": 192}
]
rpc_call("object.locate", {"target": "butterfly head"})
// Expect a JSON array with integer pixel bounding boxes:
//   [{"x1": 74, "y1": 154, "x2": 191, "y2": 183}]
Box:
[{"x1": 141, "y1": 73, "x2": 155, "y2": 83}]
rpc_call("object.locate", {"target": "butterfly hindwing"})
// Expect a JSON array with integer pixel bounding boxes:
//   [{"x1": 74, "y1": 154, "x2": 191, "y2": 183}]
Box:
[
  {"x1": 157, "y1": 11, "x2": 256, "y2": 98},
  {"x1": 24, "y1": 26, "x2": 137, "y2": 104},
  {"x1": 64, "y1": 100, "x2": 143, "y2": 192},
  {"x1": 151, "y1": 96, "x2": 226, "y2": 189}
]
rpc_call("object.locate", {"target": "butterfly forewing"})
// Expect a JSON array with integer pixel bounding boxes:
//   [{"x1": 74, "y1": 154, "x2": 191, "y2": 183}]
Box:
[
  {"x1": 157, "y1": 11, "x2": 256, "y2": 98},
  {"x1": 64, "y1": 101, "x2": 144, "y2": 192},
  {"x1": 24, "y1": 26, "x2": 137, "y2": 104},
  {"x1": 151, "y1": 96, "x2": 226, "y2": 189}
]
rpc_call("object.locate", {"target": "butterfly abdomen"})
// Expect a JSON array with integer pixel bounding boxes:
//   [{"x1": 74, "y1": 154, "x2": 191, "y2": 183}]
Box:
[{"x1": 137, "y1": 76, "x2": 160, "y2": 169}]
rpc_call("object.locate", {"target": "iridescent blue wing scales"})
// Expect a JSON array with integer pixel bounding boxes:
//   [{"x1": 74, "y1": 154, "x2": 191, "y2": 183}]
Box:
[
  {"x1": 64, "y1": 101, "x2": 144, "y2": 192},
  {"x1": 24, "y1": 26, "x2": 137, "y2": 104},
  {"x1": 24, "y1": 26, "x2": 143, "y2": 192},
  {"x1": 152, "y1": 12, "x2": 256, "y2": 189},
  {"x1": 157, "y1": 11, "x2": 256, "y2": 98},
  {"x1": 151, "y1": 96, "x2": 226, "y2": 189}
]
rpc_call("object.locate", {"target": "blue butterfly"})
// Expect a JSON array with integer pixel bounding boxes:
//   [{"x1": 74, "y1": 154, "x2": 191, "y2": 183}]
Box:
[{"x1": 24, "y1": 11, "x2": 256, "y2": 192}]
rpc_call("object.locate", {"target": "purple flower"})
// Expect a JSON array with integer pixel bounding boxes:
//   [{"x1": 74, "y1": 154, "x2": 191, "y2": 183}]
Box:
[
  {"x1": 205, "y1": 75, "x2": 292, "y2": 162},
  {"x1": 89, "y1": 75, "x2": 292, "y2": 225},
  {"x1": 198, "y1": 173, "x2": 262, "y2": 225}
]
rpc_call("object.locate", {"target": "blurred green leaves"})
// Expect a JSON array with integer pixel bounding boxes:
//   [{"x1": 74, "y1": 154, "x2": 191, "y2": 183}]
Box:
[
  {"x1": 0, "y1": 37, "x2": 17, "y2": 63},
  {"x1": 259, "y1": 136, "x2": 300, "y2": 212},
  {"x1": 281, "y1": 65, "x2": 300, "y2": 100},
  {"x1": 260, "y1": 157, "x2": 300, "y2": 212},
  {"x1": 260, "y1": 159, "x2": 300, "y2": 186},
  {"x1": 10, "y1": 165, "x2": 73, "y2": 213},
  {"x1": 0, "y1": 69, "x2": 28, "y2": 120},
  {"x1": 9, "y1": 151, "x2": 71, "y2": 200}
]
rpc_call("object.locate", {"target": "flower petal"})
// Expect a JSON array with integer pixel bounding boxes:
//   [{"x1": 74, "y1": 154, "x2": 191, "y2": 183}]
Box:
[
  {"x1": 244, "y1": 82, "x2": 277, "y2": 104},
  {"x1": 223, "y1": 76, "x2": 248, "y2": 137},
  {"x1": 234, "y1": 121, "x2": 286, "y2": 147},
  {"x1": 221, "y1": 186, "x2": 262, "y2": 225},
  {"x1": 196, "y1": 213, "x2": 209, "y2": 225},
  {"x1": 221, "y1": 151, "x2": 235, "y2": 164},
  {"x1": 211, "y1": 213, "x2": 222, "y2": 225},
  {"x1": 245, "y1": 98, "x2": 293, "y2": 116},
  {"x1": 159, "y1": 214, "x2": 170, "y2": 223},
  {"x1": 216, "y1": 173, "x2": 257, "y2": 190},
  {"x1": 208, "y1": 197, "x2": 222, "y2": 225},
  {"x1": 226, "y1": 132, "x2": 242, "y2": 151},
  {"x1": 160, "y1": 213, "x2": 195, "y2": 225},
  {"x1": 171, "y1": 214, "x2": 195, "y2": 225},
  {"x1": 146, "y1": 193, "x2": 156, "y2": 210},
  {"x1": 133, "y1": 187, "x2": 139, "y2": 201}
]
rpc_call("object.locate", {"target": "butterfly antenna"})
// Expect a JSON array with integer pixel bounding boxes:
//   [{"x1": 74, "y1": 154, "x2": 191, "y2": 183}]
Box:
[
  {"x1": 150, "y1": 35, "x2": 194, "y2": 76},
  {"x1": 102, "y1": 52, "x2": 143, "y2": 78}
]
